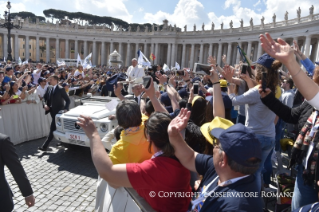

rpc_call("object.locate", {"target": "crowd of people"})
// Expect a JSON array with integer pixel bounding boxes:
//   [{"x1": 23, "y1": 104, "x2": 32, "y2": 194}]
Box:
[{"x1": 2, "y1": 32, "x2": 319, "y2": 211}]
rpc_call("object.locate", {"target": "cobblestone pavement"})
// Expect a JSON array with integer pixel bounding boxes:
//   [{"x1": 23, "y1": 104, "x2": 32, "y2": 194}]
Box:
[{"x1": 5, "y1": 138, "x2": 98, "y2": 212}]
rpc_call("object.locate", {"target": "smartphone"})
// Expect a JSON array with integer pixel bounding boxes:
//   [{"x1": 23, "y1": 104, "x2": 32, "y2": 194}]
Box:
[
  {"x1": 176, "y1": 70, "x2": 185, "y2": 76},
  {"x1": 262, "y1": 73, "x2": 267, "y2": 92},
  {"x1": 193, "y1": 83, "x2": 199, "y2": 95},
  {"x1": 13, "y1": 95, "x2": 19, "y2": 99},
  {"x1": 194, "y1": 63, "x2": 211, "y2": 75},
  {"x1": 143, "y1": 76, "x2": 152, "y2": 89},
  {"x1": 241, "y1": 64, "x2": 248, "y2": 75}
]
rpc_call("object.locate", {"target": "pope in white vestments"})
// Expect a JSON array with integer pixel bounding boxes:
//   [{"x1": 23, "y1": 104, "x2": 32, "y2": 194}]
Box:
[{"x1": 126, "y1": 58, "x2": 145, "y2": 94}]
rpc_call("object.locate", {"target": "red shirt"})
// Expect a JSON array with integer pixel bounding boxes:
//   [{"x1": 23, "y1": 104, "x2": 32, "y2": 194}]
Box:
[{"x1": 127, "y1": 157, "x2": 191, "y2": 212}]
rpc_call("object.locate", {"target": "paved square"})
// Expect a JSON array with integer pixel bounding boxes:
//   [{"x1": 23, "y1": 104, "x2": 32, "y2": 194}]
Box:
[{"x1": 5, "y1": 138, "x2": 98, "y2": 212}]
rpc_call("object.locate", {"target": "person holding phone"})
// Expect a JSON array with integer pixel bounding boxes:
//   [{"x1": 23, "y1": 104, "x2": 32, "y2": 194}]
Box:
[{"x1": 228, "y1": 53, "x2": 281, "y2": 190}]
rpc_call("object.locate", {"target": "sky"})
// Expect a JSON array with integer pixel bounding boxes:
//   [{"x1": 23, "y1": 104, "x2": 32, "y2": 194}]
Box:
[{"x1": 2, "y1": 0, "x2": 319, "y2": 30}]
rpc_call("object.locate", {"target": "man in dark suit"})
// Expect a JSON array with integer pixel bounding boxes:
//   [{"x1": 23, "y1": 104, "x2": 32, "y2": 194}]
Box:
[
  {"x1": 39, "y1": 75, "x2": 70, "y2": 151},
  {"x1": 0, "y1": 134, "x2": 35, "y2": 212}
]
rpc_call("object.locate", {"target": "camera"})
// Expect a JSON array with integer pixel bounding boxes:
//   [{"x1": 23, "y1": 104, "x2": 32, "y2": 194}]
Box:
[{"x1": 194, "y1": 63, "x2": 211, "y2": 75}]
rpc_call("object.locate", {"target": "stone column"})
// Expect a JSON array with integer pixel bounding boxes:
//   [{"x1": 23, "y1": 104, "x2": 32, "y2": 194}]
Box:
[
  {"x1": 257, "y1": 40, "x2": 263, "y2": 60},
  {"x1": 14, "y1": 34, "x2": 19, "y2": 61},
  {"x1": 247, "y1": 41, "x2": 252, "y2": 61},
  {"x1": 65, "y1": 39, "x2": 69, "y2": 59},
  {"x1": 315, "y1": 41, "x2": 319, "y2": 63},
  {"x1": 126, "y1": 43, "x2": 131, "y2": 66},
  {"x1": 144, "y1": 43, "x2": 147, "y2": 55},
  {"x1": 190, "y1": 44, "x2": 195, "y2": 69},
  {"x1": 198, "y1": 44, "x2": 203, "y2": 64},
  {"x1": 181, "y1": 44, "x2": 186, "y2": 68},
  {"x1": 110, "y1": 42, "x2": 114, "y2": 53},
  {"x1": 166, "y1": 43, "x2": 171, "y2": 67},
  {"x1": 119, "y1": 42, "x2": 122, "y2": 57},
  {"x1": 101, "y1": 41, "x2": 105, "y2": 65},
  {"x1": 154, "y1": 43, "x2": 159, "y2": 64},
  {"x1": 55, "y1": 38, "x2": 59, "y2": 62},
  {"x1": 46, "y1": 37, "x2": 50, "y2": 63},
  {"x1": 208, "y1": 43, "x2": 213, "y2": 57},
  {"x1": 226, "y1": 43, "x2": 232, "y2": 65},
  {"x1": 92, "y1": 41, "x2": 96, "y2": 65},
  {"x1": 304, "y1": 35, "x2": 312, "y2": 58},
  {"x1": 83, "y1": 40, "x2": 88, "y2": 56},
  {"x1": 36, "y1": 36, "x2": 40, "y2": 62},
  {"x1": 74, "y1": 40, "x2": 78, "y2": 59},
  {"x1": 217, "y1": 43, "x2": 223, "y2": 65},
  {"x1": 24, "y1": 35, "x2": 28, "y2": 60},
  {"x1": 236, "y1": 42, "x2": 242, "y2": 64}
]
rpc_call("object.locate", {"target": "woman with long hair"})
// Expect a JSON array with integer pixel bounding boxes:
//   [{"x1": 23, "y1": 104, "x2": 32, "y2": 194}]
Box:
[
  {"x1": 77, "y1": 112, "x2": 191, "y2": 212},
  {"x1": 228, "y1": 53, "x2": 281, "y2": 190}
]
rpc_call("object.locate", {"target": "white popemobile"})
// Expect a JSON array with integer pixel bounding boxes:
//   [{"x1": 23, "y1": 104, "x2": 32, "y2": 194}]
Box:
[{"x1": 53, "y1": 95, "x2": 119, "y2": 150}]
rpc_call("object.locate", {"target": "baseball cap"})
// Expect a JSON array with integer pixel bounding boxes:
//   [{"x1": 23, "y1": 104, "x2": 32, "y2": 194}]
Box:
[
  {"x1": 255, "y1": 53, "x2": 275, "y2": 69},
  {"x1": 38, "y1": 77, "x2": 46, "y2": 84},
  {"x1": 62, "y1": 83, "x2": 69, "y2": 87},
  {"x1": 210, "y1": 123, "x2": 262, "y2": 168},
  {"x1": 315, "y1": 61, "x2": 319, "y2": 65},
  {"x1": 160, "y1": 92, "x2": 171, "y2": 106},
  {"x1": 200, "y1": 117, "x2": 234, "y2": 145},
  {"x1": 6, "y1": 67, "x2": 12, "y2": 72}
]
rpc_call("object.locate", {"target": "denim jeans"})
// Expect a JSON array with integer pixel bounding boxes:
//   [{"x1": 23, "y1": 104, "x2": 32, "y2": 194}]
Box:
[
  {"x1": 275, "y1": 118, "x2": 284, "y2": 152},
  {"x1": 254, "y1": 134, "x2": 275, "y2": 190},
  {"x1": 236, "y1": 114, "x2": 246, "y2": 125},
  {"x1": 263, "y1": 149, "x2": 273, "y2": 185},
  {"x1": 291, "y1": 165, "x2": 318, "y2": 211}
]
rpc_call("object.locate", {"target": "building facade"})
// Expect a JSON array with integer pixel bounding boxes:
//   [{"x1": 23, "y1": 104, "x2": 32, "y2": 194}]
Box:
[{"x1": 0, "y1": 11, "x2": 318, "y2": 68}]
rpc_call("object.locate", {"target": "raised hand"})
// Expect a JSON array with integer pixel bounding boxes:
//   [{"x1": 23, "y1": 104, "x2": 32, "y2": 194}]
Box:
[
  {"x1": 77, "y1": 115, "x2": 98, "y2": 139},
  {"x1": 168, "y1": 108, "x2": 191, "y2": 137},
  {"x1": 221, "y1": 65, "x2": 233, "y2": 82},
  {"x1": 155, "y1": 71, "x2": 168, "y2": 85},
  {"x1": 258, "y1": 85, "x2": 271, "y2": 98},
  {"x1": 222, "y1": 54, "x2": 228, "y2": 65},
  {"x1": 209, "y1": 69, "x2": 219, "y2": 83},
  {"x1": 208, "y1": 56, "x2": 216, "y2": 65},
  {"x1": 142, "y1": 77, "x2": 155, "y2": 98},
  {"x1": 260, "y1": 32, "x2": 295, "y2": 66}
]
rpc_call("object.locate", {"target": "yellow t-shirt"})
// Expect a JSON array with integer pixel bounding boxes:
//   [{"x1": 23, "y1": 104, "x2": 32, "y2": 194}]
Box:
[{"x1": 109, "y1": 114, "x2": 152, "y2": 164}]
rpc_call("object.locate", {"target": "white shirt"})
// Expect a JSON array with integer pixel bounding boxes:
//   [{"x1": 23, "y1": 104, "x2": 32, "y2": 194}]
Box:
[
  {"x1": 74, "y1": 70, "x2": 85, "y2": 78},
  {"x1": 307, "y1": 92, "x2": 319, "y2": 110},
  {"x1": 36, "y1": 85, "x2": 48, "y2": 98},
  {"x1": 15, "y1": 90, "x2": 22, "y2": 96},
  {"x1": 32, "y1": 69, "x2": 42, "y2": 85}
]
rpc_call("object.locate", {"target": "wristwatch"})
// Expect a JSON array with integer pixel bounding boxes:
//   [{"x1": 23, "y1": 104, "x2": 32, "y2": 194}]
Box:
[
  {"x1": 163, "y1": 82, "x2": 168, "y2": 86},
  {"x1": 227, "y1": 83, "x2": 235, "y2": 86}
]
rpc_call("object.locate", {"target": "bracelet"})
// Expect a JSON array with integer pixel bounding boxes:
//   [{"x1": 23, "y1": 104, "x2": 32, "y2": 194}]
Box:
[
  {"x1": 291, "y1": 69, "x2": 302, "y2": 78},
  {"x1": 212, "y1": 82, "x2": 220, "y2": 85}
]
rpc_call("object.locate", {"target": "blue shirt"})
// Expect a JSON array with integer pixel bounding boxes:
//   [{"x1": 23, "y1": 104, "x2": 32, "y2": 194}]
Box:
[{"x1": 194, "y1": 154, "x2": 263, "y2": 212}]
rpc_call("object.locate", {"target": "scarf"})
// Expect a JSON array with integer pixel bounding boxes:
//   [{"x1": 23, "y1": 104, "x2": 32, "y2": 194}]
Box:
[{"x1": 289, "y1": 110, "x2": 319, "y2": 189}]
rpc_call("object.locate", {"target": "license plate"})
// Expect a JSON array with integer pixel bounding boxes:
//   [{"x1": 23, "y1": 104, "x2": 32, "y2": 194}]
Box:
[{"x1": 66, "y1": 132, "x2": 85, "y2": 141}]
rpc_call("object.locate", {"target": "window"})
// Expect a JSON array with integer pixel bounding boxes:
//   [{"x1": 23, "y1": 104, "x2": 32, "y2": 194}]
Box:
[
  {"x1": 29, "y1": 53, "x2": 31, "y2": 56},
  {"x1": 23, "y1": 44, "x2": 25, "y2": 48},
  {"x1": 23, "y1": 52, "x2": 24, "y2": 56},
  {"x1": 41, "y1": 53, "x2": 42, "y2": 57},
  {"x1": 29, "y1": 45, "x2": 31, "y2": 49}
]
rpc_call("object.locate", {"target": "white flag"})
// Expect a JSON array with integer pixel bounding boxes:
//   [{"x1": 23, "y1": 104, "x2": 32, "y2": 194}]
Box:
[
  {"x1": 57, "y1": 60, "x2": 65, "y2": 67},
  {"x1": 23, "y1": 60, "x2": 28, "y2": 65},
  {"x1": 175, "y1": 62, "x2": 180, "y2": 70},
  {"x1": 4, "y1": 57, "x2": 6, "y2": 62},
  {"x1": 137, "y1": 50, "x2": 151, "y2": 67},
  {"x1": 163, "y1": 64, "x2": 170, "y2": 72},
  {"x1": 83, "y1": 53, "x2": 92, "y2": 68},
  {"x1": 18, "y1": 57, "x2": 22, "y2": 66},
  {"x1": 77, "y1": 53, "x2": 82, "y2": 67}
]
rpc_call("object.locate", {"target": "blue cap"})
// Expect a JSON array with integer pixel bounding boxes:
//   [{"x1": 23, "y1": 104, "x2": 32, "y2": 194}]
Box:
[
  {"x1": 160, "y1": 92, "x2": 171, "y2": 107},
  {"x1": 6, "y1": 67, "x2": 12, "y2": 72},
  {"x1": 14, "y1": 71, "x2": 21, "y2": 76},
  {"x1": 62, "y1": 83, "x2": 69, "y2": 87},
  {"x1": 107, "y1": 71, "x2": 112, "y2": 75},
  {"x1": 44, "y1": 71, "x2": 50, "y2": 76},
  {"x1": 255, "y1": 53, "x2": 275, "y2": 69},
  {"x1": 192, "y1": 77, "x2": 201, "y2": 83},
  {"x1": 27, "y1": 84, "x2": 35, "y2": 89},
  {"x1": 178, "y1": 87, "x2": 189, "y2": 99},
  {"x1": 38, "y1": 77, "x2": 46, "y2": 84},
  {"x1": 210, "y1": 124, "x2": 262, "y2": 168}
]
